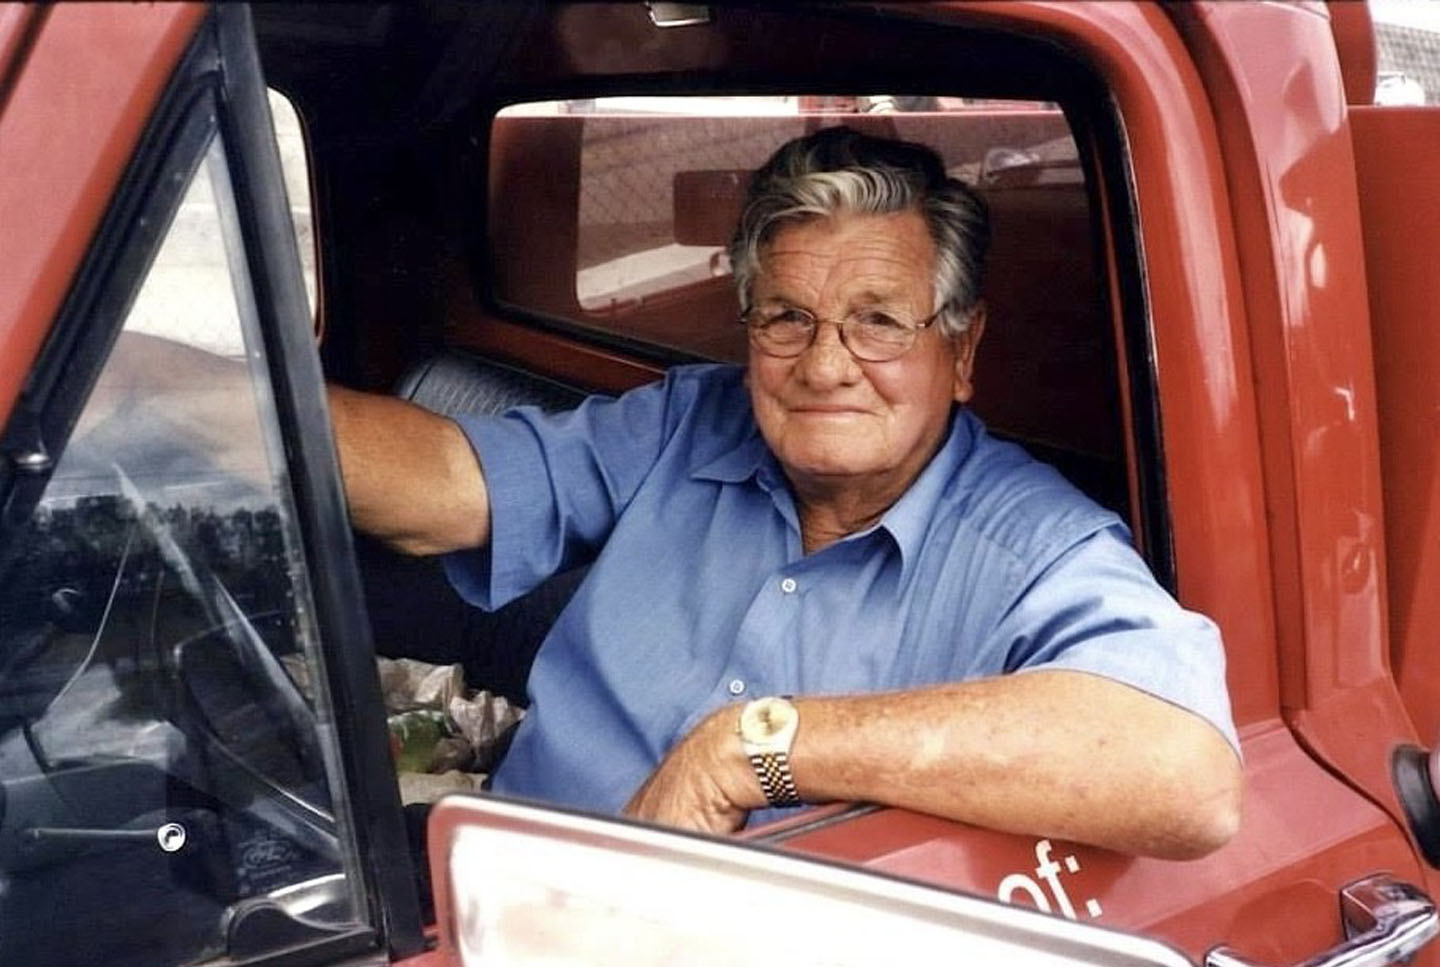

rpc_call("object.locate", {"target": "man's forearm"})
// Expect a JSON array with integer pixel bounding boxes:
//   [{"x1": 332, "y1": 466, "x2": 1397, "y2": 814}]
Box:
[
  {"x1": 633, "y1": 669, "x2": 1242, "y2": 859},
  {"x1": 780, "y1": 671, "x2": 1242, "y2": 859},
  {"x1": 327, "y1": 385, "x2": 490, "y2": 555}
]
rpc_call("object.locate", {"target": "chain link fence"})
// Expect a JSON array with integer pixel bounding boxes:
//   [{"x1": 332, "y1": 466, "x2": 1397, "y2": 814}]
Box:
[{"x1": 1376, "y1": 21, "x2": 1440, "y2": 103}]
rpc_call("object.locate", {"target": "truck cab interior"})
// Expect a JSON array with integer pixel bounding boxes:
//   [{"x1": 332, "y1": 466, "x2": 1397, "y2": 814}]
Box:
[{"x1": 250, "y1": 2, "x2": 1160, "y2": 699}]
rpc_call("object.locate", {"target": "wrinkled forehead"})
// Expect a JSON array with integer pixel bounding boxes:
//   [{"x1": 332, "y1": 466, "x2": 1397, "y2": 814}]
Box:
[{"x1": 753, "y1": 210, "x2": 937, "y2": 305}]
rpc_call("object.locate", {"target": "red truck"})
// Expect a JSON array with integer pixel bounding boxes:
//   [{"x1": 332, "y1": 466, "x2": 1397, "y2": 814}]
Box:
[{"x1": 4, "y1": 2, "x2": 1440, "y2": 965}]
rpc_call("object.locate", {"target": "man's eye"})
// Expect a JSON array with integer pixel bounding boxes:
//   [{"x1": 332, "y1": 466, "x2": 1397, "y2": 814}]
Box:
[
  {"x1": 853, "y1": 311, "x2": 906, "y2": 331},
  {"x1": 765, "y1": 309, "x2": 811, "y2": 327}
]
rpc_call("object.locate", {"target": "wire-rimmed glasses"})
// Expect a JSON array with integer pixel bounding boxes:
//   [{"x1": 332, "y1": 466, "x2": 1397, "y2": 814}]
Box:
[{"x1": 741, "y1": 304, "x2": 942, "y2": 362}]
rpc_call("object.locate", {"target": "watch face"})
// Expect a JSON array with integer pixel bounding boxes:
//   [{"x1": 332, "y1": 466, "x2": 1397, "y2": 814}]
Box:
[{"x1": 741, "y1": 697, "x2": 797, "y2": 741}]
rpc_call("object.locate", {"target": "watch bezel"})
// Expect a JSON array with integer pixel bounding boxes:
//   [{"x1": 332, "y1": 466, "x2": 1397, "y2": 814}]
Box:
[{"x1": 739, "y1": 696, "x2": 799, "y2": 749}]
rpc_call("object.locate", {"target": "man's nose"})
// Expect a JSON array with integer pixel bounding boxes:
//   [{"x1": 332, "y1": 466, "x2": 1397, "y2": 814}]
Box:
[{"x1": 795, "y1": 319, "x2": 860, "y2": 386}]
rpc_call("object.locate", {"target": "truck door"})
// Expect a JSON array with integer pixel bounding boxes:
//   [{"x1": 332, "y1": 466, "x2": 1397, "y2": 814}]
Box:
[{"x1": 0, "y1": 7, "x2": 423, "y2": 965}]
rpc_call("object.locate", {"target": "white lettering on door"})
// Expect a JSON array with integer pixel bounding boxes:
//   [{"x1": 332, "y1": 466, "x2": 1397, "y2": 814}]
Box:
[{"x1": 996, "y1": 839, "x2": 1103, "y2": 920}]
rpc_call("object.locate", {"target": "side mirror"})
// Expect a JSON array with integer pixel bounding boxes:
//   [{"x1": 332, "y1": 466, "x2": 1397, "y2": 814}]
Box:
[
  {"x1": 1394, "y1": 743, "x2": 1440, "y2": 865},
  {"x1": 428, "y1": 795, "x2": 1194, "y2": 966}
]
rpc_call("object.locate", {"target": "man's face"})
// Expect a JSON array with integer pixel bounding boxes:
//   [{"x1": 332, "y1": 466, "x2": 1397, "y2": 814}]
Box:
[{"x1": 747, "y1": 210, "x2": 984, "y2": 500}]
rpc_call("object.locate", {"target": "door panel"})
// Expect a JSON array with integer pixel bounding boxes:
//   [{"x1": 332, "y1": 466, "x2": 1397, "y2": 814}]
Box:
[{"x1": 770, "y1": 723, "x2": 1425, "y2": 962}]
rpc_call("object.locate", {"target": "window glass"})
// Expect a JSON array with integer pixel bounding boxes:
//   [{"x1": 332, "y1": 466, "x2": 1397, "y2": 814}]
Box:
[
  {"x1": 0, "y1": 133, "x2": 363, "y2": 967},
  {"x1": 1370, "y1": 0, "x2": 1440, "y2": 104},
  {"x1": 491, "y1": 95, "x2": 1077, "y2": 361}
]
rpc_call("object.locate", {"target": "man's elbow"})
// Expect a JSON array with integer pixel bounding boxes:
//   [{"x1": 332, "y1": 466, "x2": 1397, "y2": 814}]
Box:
[
  {"x1": 1148, "y1": 733, "x2": 1243, "y2": 860},
  {"x1": 380, "y1": 525, "x2": 484, "y2": 558},
  {"x1": 1162, "y1": 781, "x2": 1241, "y2": 861},
  {"x1": 385, "y1": 533, "x2": 455, "y2": 557}
]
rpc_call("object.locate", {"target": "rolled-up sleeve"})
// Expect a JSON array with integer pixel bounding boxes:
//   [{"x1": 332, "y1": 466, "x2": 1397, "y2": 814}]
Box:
[
  {"x1": 999, "y1": 523, "x2": 1240, "y2": 755},
  {"x1": 443, "y1": 376, "x2": 681, "y2": 611}
]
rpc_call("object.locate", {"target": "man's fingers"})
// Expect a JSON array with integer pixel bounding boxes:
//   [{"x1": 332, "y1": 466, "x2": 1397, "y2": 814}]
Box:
[{"x1": 623, "y1": 763, "x2": 747, "y2": 833}]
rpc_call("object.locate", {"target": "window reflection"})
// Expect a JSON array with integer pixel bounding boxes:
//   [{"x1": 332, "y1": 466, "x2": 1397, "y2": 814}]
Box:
[{"x1": 0, "y1": 135, "x2": 360, "y2": 967}]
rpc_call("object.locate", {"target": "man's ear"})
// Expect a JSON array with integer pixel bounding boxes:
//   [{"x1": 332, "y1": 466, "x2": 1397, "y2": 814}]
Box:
[{"x1": 951, "y1": 303, "x2": 987, "y2": 405}]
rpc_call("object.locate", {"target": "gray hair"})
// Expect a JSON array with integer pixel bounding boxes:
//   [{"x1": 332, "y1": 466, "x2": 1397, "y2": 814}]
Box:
[{"x1": 729, "y1": 126, "x2": 990, "y2": 338}]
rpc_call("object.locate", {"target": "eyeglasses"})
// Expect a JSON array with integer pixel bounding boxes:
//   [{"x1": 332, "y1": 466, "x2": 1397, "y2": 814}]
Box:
[{"x1": 741, "y1": 305, "x2": 942, "y2": 362}]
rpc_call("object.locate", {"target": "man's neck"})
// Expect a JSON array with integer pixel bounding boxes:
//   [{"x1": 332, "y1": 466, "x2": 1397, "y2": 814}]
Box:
[
  {"x1": 782, "y1": 417, "x2": 954, "y2": 554},
  {"x1": 792, "y1": 481, "x2": 902, "y2": 554}
]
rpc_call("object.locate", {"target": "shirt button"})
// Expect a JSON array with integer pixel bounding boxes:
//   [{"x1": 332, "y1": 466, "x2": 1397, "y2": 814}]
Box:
[
  {"x1": 728, "y1": 678, "x2": 746, "y2": 696},
  {"x1": 780, "y1": 577, "x2": 798, "y2": 594}
]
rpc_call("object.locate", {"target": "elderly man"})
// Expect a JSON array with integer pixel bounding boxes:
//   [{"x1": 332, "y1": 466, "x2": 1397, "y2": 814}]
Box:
[{"x1": 331, "y1": 127, "x2": 1241, "y2": 859}]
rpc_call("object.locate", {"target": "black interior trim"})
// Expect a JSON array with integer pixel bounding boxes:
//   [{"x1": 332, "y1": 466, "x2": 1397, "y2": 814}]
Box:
[{"x1": 1081, "y1": 97, "x2": 1176, "y2": 590}]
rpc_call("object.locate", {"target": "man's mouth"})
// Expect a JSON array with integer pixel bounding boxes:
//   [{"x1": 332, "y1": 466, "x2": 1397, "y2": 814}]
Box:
[{"x1": 788, "y1": 403, "x2": 868, "y2": 415}]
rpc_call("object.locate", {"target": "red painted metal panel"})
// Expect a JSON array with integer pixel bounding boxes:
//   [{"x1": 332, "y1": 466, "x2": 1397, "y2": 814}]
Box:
[
  {"x1": 1185, "y1": 0, "x2": 1389, "y2": 705},
  {"x1": 0, "y1": 2, "x2": 203, "y2": 424},
  {"x1": 778, "y1": 724, "x2": 1415, "y2": 962},
  {"x1": 1328, "y1": 0, "x2": 1378, "y2": 105},
  {"x1": 0, "y1": 4, "x2": 39, "y2": 93},
  {"x1": 1169, "y1": 1, "x2": 1421, "y2": 840},
  {"x1": 1351, "y1": 106, "x2": 1440, "y2": 742}
]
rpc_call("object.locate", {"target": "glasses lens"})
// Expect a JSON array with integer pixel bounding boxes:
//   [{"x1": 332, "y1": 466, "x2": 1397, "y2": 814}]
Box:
[
  {"x1": 845, "y1": 311, "x2": 918, "y2": 361},
  {"x1": 747, "y1": 309, "x2": 814, "y2": 357}
]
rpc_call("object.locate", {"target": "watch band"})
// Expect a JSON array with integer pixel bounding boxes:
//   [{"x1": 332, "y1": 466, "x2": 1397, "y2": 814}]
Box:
[{"x1": 748, "y1": 750, "x2": 802, "y2": 808}]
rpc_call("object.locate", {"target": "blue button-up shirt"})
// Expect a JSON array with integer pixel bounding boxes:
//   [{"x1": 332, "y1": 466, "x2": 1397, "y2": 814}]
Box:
[{"x1": 445, "y1": 364, "x2": 1236, "y2": 826}]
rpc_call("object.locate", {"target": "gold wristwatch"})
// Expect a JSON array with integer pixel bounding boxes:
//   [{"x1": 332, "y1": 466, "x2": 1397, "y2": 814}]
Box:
[{"x1": 738, "y1": 696, "x2": 802, "y2": 808}]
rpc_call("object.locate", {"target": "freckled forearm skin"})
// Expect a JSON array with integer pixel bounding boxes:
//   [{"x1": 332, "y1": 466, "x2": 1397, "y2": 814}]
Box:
[
  {"x1": 327, "y1": 384, "x2": 490, "y2": 556},
  {"x1": 629, "y1": 670, "x2": 1242, "y2": 860}
]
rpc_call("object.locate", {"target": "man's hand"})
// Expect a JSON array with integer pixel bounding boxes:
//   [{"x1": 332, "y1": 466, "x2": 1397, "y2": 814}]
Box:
[{"x1": 623, "y1": 707, "x2": 763, "y2": 834}]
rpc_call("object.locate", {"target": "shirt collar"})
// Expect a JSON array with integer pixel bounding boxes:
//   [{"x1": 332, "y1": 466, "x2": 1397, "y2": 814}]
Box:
[
  {"x1": 875, "y1": 408, "x2": 976, "y2": 577},
  {"x1": 691, "y1": 422, "x2": 772, "y2": 484}
]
